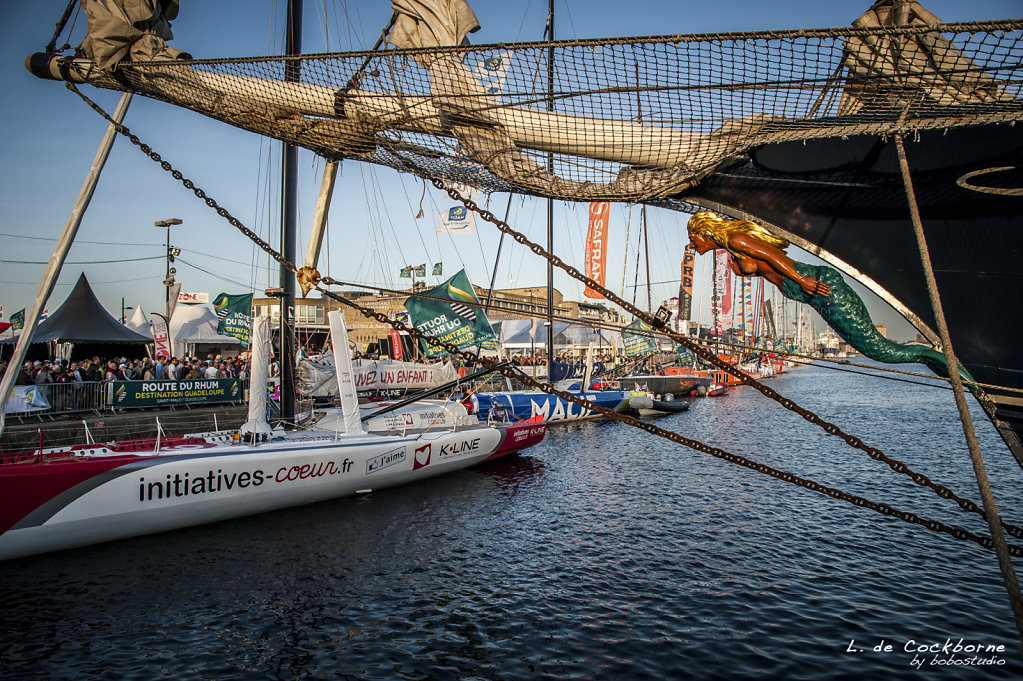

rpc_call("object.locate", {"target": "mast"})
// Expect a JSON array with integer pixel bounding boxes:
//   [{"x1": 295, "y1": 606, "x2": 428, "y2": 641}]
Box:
[
  {"x1": 712, "y1": 248, "x2": 719, "y2": 346},
  {"x1": 279, "y1": 0, "x2": 302, "y2": 423},
  {"x1": 642, "y1": 205, "x2": 652, "y2": 315},
  {"x1": 545, "y1": 0, "x2": 555, "y2": 379}
]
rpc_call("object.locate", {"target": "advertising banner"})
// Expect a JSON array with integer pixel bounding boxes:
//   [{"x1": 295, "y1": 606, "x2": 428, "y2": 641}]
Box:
[
  {"x1": 4, "y1": 385, "x2": 50, "y2": 413},
  {"x1": 622, "y1": 319, "x2": 657, "y2": 357},
  {"x1": 714, "y1": 250, "x2": 733, "y2": 331},
  {"x1": 584, "y1": 201, "x2": 609, "y2": 299},
  {"x1": 680, "y1": 245, "x2": 695, "y2": 321},
  {"x1": 149, "y1": 313, "x2": 172, "y2": 360},
  {"x1": 390, "y1": 329, "x2": 403, "y2": 361},
  {"x1": 109, "y1": 378, "x2": 243, "y2": 408}
]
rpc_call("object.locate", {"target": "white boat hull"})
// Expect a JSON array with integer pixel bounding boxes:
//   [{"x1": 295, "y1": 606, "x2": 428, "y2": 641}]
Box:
[{"x1": 0, "y1": 427, "x2": 502, "y2": 561}]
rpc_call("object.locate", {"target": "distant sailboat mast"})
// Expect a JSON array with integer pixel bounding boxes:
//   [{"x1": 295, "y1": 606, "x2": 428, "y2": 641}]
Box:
[{"x1": 545, "y1": 0, "x2": 555, "y2": 377}]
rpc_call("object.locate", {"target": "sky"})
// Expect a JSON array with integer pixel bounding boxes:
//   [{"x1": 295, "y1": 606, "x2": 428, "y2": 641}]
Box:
[{"x1": 1, "y1": 0, "x2": 1020, "y2": 344}]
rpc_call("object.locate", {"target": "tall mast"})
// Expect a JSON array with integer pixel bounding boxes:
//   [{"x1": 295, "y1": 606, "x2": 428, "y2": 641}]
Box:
[
  {"x1": 279, "y1": 0, "x2": 302, "y2": 422},
  {"x1": 545, "y1": 0, "x2": 555, "y2": 378},
  {"x1": 642, "y1": 205, "x2": 652, "y2": 314}
]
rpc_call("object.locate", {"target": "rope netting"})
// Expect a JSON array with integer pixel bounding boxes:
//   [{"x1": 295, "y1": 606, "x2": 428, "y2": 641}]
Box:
[{"x1": 66, "y1": 19, "x2": 1023, "y2": 204}]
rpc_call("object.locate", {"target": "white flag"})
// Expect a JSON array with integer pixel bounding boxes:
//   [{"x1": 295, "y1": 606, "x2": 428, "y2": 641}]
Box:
[
  {"x1": 475, "y1": 51, "x2": 513, "y2": 96},
  {"x1": 436, "y1": 183, "x2": 480, "y2": 235}
]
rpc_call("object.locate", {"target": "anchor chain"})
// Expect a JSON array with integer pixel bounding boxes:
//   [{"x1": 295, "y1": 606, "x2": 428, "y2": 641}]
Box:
[
  {"x1": 67, "y1": 83, "x2": 1023, "y2": 555},
  {"x1": 429, "y1": 179, "x2": 1023, "y2": 539}
]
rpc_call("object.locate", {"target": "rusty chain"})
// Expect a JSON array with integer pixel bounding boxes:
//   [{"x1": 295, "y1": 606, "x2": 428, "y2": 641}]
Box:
[{"x1": 68, "y1": 83, "x2": 1023, "y2": 555}]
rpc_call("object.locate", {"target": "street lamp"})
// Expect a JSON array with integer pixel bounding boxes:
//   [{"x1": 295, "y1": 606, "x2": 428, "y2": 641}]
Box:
[
  {"x1": 154, "y1": 218, "x2": 183, "y2": 310},
  {"x1": 121, "y1": 298, "x2": 133, "y2": 325}
]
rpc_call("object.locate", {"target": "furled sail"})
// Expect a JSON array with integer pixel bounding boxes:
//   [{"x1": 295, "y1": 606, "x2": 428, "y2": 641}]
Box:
[{"x1": 26, "y1": 0, "x2": 1023, "y2": 205}]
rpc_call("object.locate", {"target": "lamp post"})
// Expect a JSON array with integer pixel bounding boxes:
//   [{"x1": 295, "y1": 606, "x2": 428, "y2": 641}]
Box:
[
  {"x1": 121, "y1": 298, "x2": 133, "y2": 325},
  {"x1": 154, "y1": 218, "x2": 182, "y2": 311}
]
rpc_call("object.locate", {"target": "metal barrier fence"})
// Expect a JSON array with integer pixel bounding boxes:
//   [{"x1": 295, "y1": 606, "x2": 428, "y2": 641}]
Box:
[
  {"x1": 3, "y1": 379, "x2": 251, "y2": 420},
  {"x1": 4, "y1": 381, "x2": 108, "y2": 419}
]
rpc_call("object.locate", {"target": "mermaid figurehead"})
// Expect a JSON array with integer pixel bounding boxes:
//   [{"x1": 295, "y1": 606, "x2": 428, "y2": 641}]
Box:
[{"x1": 684, "y1": 211, "x2": 970, "y2": 383}]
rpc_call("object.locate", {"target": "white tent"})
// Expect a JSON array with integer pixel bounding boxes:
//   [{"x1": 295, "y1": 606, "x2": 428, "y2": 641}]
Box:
[
  {"x1": 126, "y1": 305, "x2": 150, "y2": 336},
  {"x1": 170, "y1": 304, "x2": 240, "y2": 354}
]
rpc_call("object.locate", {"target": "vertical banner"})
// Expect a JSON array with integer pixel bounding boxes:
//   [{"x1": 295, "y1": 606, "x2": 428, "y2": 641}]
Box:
[
  {"x1": 584, "y1": 201, "x2": 610, "y2": 299},
  {"x1": 390, "y1": 328, "x2": 403, "y2": 361},
  {"x1": 715, "y1": 250, "x2": 733, "y2": 331},
  {"x1": 149, "y1": 313, "x2": 172, "y2": 360},
  {"x1": 744, "y1": 279, "x2": 755, "y2": 338},
  {"x1": 213, "y1": 293, "x2": 253, "y2": 347},
  {"x1": 679, "y1": 245, "x2": 695, "y2": 321},
  {"x1": 166, "y1": 281, "x2": 182, "y2": 321}
]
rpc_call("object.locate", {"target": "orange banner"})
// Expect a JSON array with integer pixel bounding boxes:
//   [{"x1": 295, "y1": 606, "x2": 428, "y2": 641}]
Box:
[{"x1": 584, "y1": 202, "x2": 610, "y2": 299}]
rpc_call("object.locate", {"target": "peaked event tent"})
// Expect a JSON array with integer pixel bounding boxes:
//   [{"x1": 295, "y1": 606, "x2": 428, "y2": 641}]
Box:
[
  {"x1": 126, "y1": 304, "x2": 149, "y2": 335},
  {"x1": 1, "y1": 273, "x2": 150, "y2": 345}
]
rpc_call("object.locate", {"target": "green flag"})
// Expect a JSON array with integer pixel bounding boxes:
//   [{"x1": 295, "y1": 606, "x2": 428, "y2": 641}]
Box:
[
  {"x1": 432, "y1": 262, "x2": 443, "y2": 276},
  {"x1": 403, "y1": 269, "x2": 496, "y2": 358},
  {"x1": 622, "y1": 319, "x2": 657, "y2": 357},
  {"x1": 414, "y1": 263, "x2": 427, "y2": 277},
  {"x1": 400, "y1": 266, "x2": 412, "y2": 278},
  {"x1": 10, "y1": 308, "x2": 24, "y2": 331},
  {"x1": 213, "y1": 293, "x2": 253, "y2": 348}
]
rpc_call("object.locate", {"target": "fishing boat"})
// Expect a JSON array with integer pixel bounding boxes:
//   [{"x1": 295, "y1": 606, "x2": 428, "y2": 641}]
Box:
[{"x1": 0, "y1": 312, "x2": 544, "y2": 562}]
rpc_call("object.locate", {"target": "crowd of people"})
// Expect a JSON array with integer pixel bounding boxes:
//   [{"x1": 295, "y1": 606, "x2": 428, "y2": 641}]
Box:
[{"x1": 0, "y1": 354, "x2": 251, "y2": 385}]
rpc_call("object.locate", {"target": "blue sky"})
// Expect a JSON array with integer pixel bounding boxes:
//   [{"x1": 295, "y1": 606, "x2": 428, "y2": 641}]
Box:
[{"x1": 1, "y1": 0, "x2": 1019, "y2": 342}]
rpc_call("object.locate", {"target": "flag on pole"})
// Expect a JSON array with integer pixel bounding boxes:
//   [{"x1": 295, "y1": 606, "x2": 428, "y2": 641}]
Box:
[
  {"x1": 436, "y1": 184, "x2": 480, "y2": 234},
  {"x1": 414, "y1": 263, "x2": 427, "y2": 277},
  {"x1": 432, "y1": 262, "x2": 443, "y2": 276},
  {"x1": 400, "y1": 266, "x2": 412, "y2": 279},
  {"x1": 475, "y1": 50, "x2": 513, "y2": 95},
  {"x1": 10, "y1": 309, "x2": 25, "y2": 331},
  {"x1": 404, "y1": 269, "x2": 496, "y2": 358},
  {"x1": 213, "y1": 293, "x2": 253, "y2": 347}
]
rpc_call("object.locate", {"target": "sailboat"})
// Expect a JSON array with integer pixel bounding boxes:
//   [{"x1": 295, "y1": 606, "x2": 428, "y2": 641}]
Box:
[
  {"x1": 0, "y1": 310, "x2": 544, "y2": 561},
  {"x1": 6, "y1": 0, "x2": 1023, "y2": 644}
]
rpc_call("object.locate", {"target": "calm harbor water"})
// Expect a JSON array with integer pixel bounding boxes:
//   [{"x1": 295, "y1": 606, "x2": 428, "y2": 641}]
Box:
[{"x1": 1, "y1": 359, "x2": 1022, "y2": 680}]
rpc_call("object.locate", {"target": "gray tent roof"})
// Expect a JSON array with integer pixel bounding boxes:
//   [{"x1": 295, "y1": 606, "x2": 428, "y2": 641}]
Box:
[{"x1": 4, "y1": 273, "x2": 151, "y2": 345}]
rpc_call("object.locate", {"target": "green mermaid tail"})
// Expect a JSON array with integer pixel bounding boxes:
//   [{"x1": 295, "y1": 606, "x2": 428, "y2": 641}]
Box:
[{"x1": 780, "y1": 262, "x2": 972, "y2": 383}]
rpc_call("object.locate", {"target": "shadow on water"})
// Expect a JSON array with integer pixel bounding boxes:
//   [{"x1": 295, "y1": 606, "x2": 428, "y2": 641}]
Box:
[{"x1": 2, "y1": 361, "x2": 1022, "y2": 680}]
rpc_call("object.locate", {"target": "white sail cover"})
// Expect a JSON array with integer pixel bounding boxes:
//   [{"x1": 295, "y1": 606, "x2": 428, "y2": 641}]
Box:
[{"x1": 240, "y1": 315, "x2": 272, "y2": 437}]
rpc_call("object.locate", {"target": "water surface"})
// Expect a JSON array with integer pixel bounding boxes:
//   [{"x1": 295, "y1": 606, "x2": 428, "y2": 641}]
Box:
[{"x1": 1, "y1": 360, "x2": 1021, "y2": 679}]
